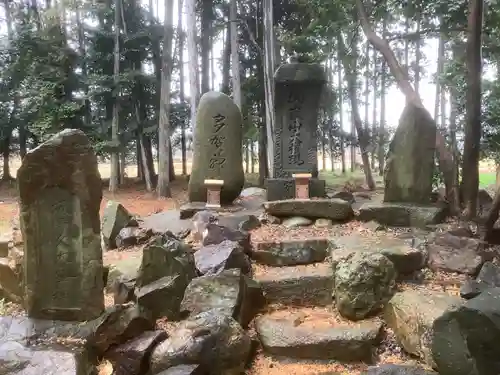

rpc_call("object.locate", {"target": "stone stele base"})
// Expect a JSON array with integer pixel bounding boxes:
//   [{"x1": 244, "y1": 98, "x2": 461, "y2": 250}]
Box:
[{"x1": 266, "y1": 178, "x2": 325, "y2": 201}]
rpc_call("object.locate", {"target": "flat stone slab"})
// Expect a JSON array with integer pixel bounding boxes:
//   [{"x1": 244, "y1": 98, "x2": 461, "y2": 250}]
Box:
[
  {"x1": 332, "y1": 235, "x2": 426, "y2": 274},
  {"x1": 140, "y1": 211, "x2": 192, "y2": 235},
  {"x1": 264, "y1": 199, "x2": 354, "y2": 221},
  {"x1": 251, "y1": 238, "x2": 330, "y2": 266},
  {"x1": 253, "y1": 263, "x2": 334, "y2": 306},
  {"x1": 255, "y1": 308, "x2": 382, "y2": 361},
  {"x1": 357, "y1": 202, "x2": 446, "y2": 227}
]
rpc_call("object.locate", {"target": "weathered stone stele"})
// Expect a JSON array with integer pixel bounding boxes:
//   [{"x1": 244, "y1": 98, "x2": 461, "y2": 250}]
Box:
[
  {"x1": 188, "y1": 91, "x2": 244, "y2": 204},
  {"x1": 384, "y1": 103, "x2": 436, "y2": 203},
  {"x1": 17, "y1": 129, "x2": 104, "y2": 321},
  {"x1": 266, "y1": 62, "x2": 327, "y2": 201}
]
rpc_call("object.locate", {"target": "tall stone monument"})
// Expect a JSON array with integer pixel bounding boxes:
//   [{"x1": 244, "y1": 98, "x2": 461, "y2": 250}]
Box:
[
  {"x1": 266, "y1": 61, "x2": 327, "y2": 201},
  {"x1": 188, "y1": 91, "x2": 245, "y2": 205},
  {"x1": 384, "y1": 103, "x2": 436, "y2": 203},
  {"x1": 17, "y1": 129, "x2": 104, "y2": 321}
]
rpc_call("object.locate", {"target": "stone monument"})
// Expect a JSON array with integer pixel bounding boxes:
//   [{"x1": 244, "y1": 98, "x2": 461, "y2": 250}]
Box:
[
  {"x1": 17, "y1": 129, "x2": 104, "y2": 321},
  {"x1": 188, "y1": 91, "x2": 245, "y2": 205},
  {"x1": 266, "y1": 61, "x2": 327, "y2": 201},
  {"x1": 384, "y1": 103, "x2": 436, "y2": 203}
]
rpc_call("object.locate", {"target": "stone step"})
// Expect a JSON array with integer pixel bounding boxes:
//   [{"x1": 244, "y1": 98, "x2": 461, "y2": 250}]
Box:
[
  {"x1": 253, "y1": 262, "x2": 333, "y2": 307},
  {"x1": 255, "y1": 307, "x2": 383, "y2": 362},
  {"x1": 250, "y1": 238, "x2": 331, "y2": 266}
]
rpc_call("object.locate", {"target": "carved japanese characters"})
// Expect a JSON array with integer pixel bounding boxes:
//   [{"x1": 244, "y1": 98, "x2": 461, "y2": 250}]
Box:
[
  {"x1": 188, "y1": 91, "x2": 245, "y2": 204},
  {"x1": 17, "y1": 129, "x2": 104, "y2": 321}
]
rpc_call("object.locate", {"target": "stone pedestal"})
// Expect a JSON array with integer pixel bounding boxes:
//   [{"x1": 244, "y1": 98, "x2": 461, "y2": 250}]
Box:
[
  {"x1": 265, "y1": 62, "x2": 326, "y2": 201},
  {"x1": 204, "y1": 179, "x2": 224, "y2": 208},
  {"x1": 292, "y1": 173, "x2": 312, "y2": 199},
  {"x1": 266, "y1": 178, "x2": 325, "y2": 201}
]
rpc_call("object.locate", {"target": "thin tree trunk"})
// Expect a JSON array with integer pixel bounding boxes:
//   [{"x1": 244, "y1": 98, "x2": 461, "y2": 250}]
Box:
[
  {"x1": 414, "y1": 13, "x2": 421, "y2": 95},
  {"x1": 434, "y1": 28, "x2": 445, "y2": 123},
  {"x1": 263, "y1": 0, "x2": 275, "y2": 176},
  {"x1": 378, "y1": 13, "x2": 387, "y2": 175},
  {"x1": 178, "y1": 0, "x2": 187, "y2": 175},
  {"x1": 109, "y1": 0, "x2": 121, "y2": 193},
  {"x1": 156, "y1": 0, "x2": 175, "y2": 197},
  {"x1": 230, "y1": 0, "x2": 242, "y2": 108},
  {"x1": 221, "y1": 18, "x2": 231, "y2": 94},
  {"x1": 371, "y1": 45, "x2": 377, "y2": 170},
  {"x1": 337, "y1": 53, "x2": 346, "y2": 174},
  {"x1": 463, "y1": 0, "x2": 484, "y2": 218},
  {"x1": 186, "y1": 0, "x2": 199, "y2": 134},
  {"x1": 200, "y1": 0, "x2": 212, "y2": 94},
  {"x1": 364, "y1": 41, "x2": 370, "y2": 133}
]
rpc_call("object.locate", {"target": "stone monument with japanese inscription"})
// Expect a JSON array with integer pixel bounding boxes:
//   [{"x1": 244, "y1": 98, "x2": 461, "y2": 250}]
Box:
[
  {"x1": 266, "y1": 61, "x2": 327, "y2": 201},
  {"x1": 188, "y1": 91, "x2": 245, "y2": 204},
  {"x1": 17, "y1": 129, "x2": 105, "y2": 321}
]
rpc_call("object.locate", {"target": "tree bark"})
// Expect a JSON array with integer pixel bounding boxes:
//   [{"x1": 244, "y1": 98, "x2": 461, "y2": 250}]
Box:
[
  {"x1": 156, "y1": 0, "x2": 175, "y2": 197},
  {"x1": 230, "y1": 0, "x2": 242, "y2": 108},
  {"x1": 200, "y1": 0, "x2": 212, "y2": 95},
  {"x1": 263, "y1": 0, "x2": 275, "y2": 176},
  {"x1": 186, "y1": 0, "x2": 199, "y2": 133},
  {"x1": 462, "y1": 0, "x2": 484, "y2": 218},
  {"x1": 178, "y1": 0, "x2": 187, "y2": 175}
]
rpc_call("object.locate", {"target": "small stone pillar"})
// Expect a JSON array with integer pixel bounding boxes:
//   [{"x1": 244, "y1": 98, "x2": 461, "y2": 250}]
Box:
[
  {"x1": 292, "y1": 173, "x2": 312, "y2": 199},
  {"x1": 204, "y1": 179, "x2": 224, "y2": 208}
]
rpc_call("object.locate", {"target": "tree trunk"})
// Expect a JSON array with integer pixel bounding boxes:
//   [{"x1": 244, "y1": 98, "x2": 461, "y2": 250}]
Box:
[
  {"x1": 371, "y1": 45, "x2": 377, "y2": 170},
  {"x1": 339, "y1": 33, "x2": 376, "y2": 190},
  {"x1": 414, "y1": 13, "x2": 421, "y2": 95},
  {"x1": 200, "y1": 0, "x2": 212, "y2": 95},
  {"x1": 109, "y1": 0, "x2": 121, "y2": 193},
  {"x1": 250, "y1": 141, "x2": 255, "y2": 173},
  {"x1": 230, "y1": 0, "x2": 242, "y2": 108},
  {"x1": 356, "y1": 0, "x2": 457, "y2": 210},
  {"x1": 463, "y1": 0, "x2": 484, "y2": 218},
  {"x1": 221, "y1": 18, "x2": 231, "y2": 94},
  {"x1": 434, "y1": 28, "x2": 445, "y2": 124},
  {"x1": 186, "y1": 0, "x2": 199, "y2": 133},
  {"x1": 178, "y1": 0, "x2": 187, "y2": 175},
  {"x1": 156, "y1": 0, "x2": 175, "y2": 197},
  {"x1": 1, "y1": 136, "x2": 11, "y2": 181},
  {"x1": 337, "y1": 52, "x2": 346, "y2": 174},
  {"x1": 378, "y1": 13, "x2": 387, "y2": 176},
  {"x1": 263, "y1": 0, "x2": 275, "y2": 176},
  {"x1": 364, "y1": 41, "x2": 370, "y2": 133}
]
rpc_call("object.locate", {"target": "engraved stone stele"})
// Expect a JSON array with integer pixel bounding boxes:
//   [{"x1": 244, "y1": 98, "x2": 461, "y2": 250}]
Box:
[
  {"x1": 292, "y1": 173, "x2": 312, "y2": 199},
  {"x1": 188, "y1": 91, "x2": 245, "y2": 205},
  {"x1": 266, "y1": 62, "x2": 327, "y2": 201},
  {"x1": 17, "y1": 129, "x2": 104, "y2": 321},
  {"x1": 204, "y1": 179, "x2": 224, "y2": 208}
]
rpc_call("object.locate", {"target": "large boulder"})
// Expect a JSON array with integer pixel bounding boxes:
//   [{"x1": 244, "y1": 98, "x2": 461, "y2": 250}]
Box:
[
  {"x1": 432, "y1": 287, "x2": 500, "y2": 375},
  {"x1": 150, "y1": 310, "x2": 251, "y2": 374},
  {"x1": 358, "y1": 202, "x2": 446, "y2": 227},
  {"x1": 384, "y1": 290, "x2": 463, "y2": 368},
  {"x1": 334, "y1": 252, "x2": 396, "y2": 320},
  {"x1": 263, "y1": 198, "x2": 354, "y2": 220},
  {"x1": 101, "y1": 201, "x2": 134, "y2": 250},
  {"x1": 384, "y1": 103, "x2": 436, "y2": 204},
  {"x1": 188, "y1": 91, "x2": 245, "y2": 204},
  {"x1": 16, "y1": 129, "x2": 104, "y2": 321}
]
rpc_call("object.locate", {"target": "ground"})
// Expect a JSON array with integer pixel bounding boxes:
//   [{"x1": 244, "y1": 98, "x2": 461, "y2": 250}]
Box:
[{"x1": 0, "y1": 163, "x2": 496, "y2": 375}]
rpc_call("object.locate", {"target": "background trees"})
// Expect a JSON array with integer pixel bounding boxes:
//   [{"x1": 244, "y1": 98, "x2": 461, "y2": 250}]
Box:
[{"x1": 0, "y1": 0, "x2": 493, "y2": 214}]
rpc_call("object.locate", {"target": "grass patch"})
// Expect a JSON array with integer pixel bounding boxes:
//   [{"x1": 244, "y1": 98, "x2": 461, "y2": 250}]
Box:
[{"x1": 479, "y1": 172, "x2": 496, "y2": 188}]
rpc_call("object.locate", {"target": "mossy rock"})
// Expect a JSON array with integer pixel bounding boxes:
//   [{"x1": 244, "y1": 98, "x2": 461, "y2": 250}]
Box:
[{"x1": 188, "y1": 91, "x2": 245, "y2": 204}]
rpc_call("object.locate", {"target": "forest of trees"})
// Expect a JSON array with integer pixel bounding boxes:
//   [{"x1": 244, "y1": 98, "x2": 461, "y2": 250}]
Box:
[{"x1": 0, "y1": 0, "x2": 497, "y2": 218}]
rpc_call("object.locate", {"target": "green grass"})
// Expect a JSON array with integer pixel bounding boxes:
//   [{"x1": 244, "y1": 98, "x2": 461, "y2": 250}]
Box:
[{"x1": 479, "y1": 172, "x2": 496, "y2": 188}]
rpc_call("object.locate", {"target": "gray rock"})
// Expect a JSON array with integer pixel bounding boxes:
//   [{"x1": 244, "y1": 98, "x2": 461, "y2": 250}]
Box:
[
  {"x1": 384, "y1": 290, "x2": 463, "y2": 368},
  {"x1": 102, "y1": 201, "x2": 133, "y2": 250},
  {"x1": 180, "y1": 269, "x2": 264, "y2": 328},
  {"x1": 432, "y1": 287, "x2": 500, "y2": 375},
  {"x1": 358, "y1": 202, "x2": 446, "y2": 227},
  {"x1": 188, "y1": 91, "x2": 245, "y2": 204},
  {"x1": 150, "y1": 310, "x2": 251, "y2": 375},
  {"x1": 202, "y1": 224, "x2": 251, "y2": 253},
  {"x1": 217, "y1": 214, "x2": 261, "y2": 232},
  {"x1": 256, "y1": 313, "x2": 382, "y2": 361},
  {"x1": 115, "y1": 226, "x2": 153, "y2": 248},
  {"x1": 192, "y1": 211, "x2": 218, "y2": 240},
  {"x1": 106, "y1": 257, "x2": 141, "y2": 292},
  {"x1": 335, "y1": 252, "x2": 396, "y2": 320},
  {"x1": 156, "y1": 365, "x2": 205, "y2": 375},
  {"x1": 282, "y1": 216, "x2": 313, "y2": 228},
  {"x1": 17, "y1": 129, "x2": 104, "y2": 321},
  {"x1": 239, "y1": 187, "x2": 266, "y2": 199},
  {"x1": 180, "y1": 202, "x2": 209, "y2": 220},
  {"x1": 427, "y1": 233, "x2": 486, "y2": 275},
  {"x1": 135, "y1": 275, "x2": 190, "y2": 320},
  {"x1": 194, "y1": 240, "x2": 251, "y2": 275},
  {"x1": 140, "y1": 211, "x2": 192, "y2": 237},
  {"x1": 251, "y1": 238, "x2": 329, "y2": 266},
  {"x1": 330, "y1": 191, "x2": 355, "y2": 204},
  {"x1": 104, "y1": 330, "x2": 168, "y2": 375},
  {"x1": 362, "y1": 364, "x2": 438, "y2": 375},
  {"x1": 384, "y1": 103, "x2": 436, "y2": 204},
  {"x1": 137, "y1": 235, "x2": 196, "y2": 287},
  {"x1": 314, "y1": 218, "x2": 333, "y2": 227},
  {"x1": 331, "y1": 235, "x2": 427, "y2": 274},
  {"x1": 254, "y1": 263, "x2": 334, "y2": 306},
  {"x1": 87, "y1": 304, "x2": 154, "y2": 356},
  {"x1": 460, "y1": 261, "x2": 500, "y2": 299},
  {"x1": 264, "y1": 199, "x2": 354, "y2": 221}
]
